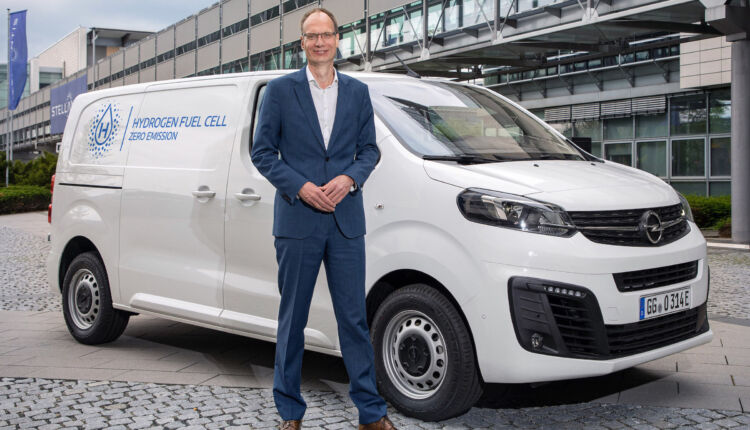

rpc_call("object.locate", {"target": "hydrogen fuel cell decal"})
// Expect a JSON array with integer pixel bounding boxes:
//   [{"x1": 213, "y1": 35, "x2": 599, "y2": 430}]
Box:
[{"x1": 125, "y1": 114, "x2": 229, "y2": 143}]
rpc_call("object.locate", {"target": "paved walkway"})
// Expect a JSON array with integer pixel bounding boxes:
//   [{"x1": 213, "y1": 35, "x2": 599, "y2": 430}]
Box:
[
  {"x1": 0, "y1": 310, "x2": 749, "y2": 413},
  {"x1": 1, "y1": 211, "x2": 749, "y2": 428}
]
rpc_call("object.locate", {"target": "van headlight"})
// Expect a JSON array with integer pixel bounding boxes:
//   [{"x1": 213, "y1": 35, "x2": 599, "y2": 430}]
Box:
[
  {"x1": 677, "y1": 192, "x2": 694, "y2": 222},
  {"x1": 457, "y1": 188, "x2": 577, "y2": 237}
]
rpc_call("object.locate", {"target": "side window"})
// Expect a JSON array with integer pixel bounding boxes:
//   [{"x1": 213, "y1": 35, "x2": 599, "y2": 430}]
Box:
[
  {"x1": 250, "y1": 84, "x2": 267, "y2": 149},
  {"x1": 70, "y1": 94, "x2": 143, "y2": 167}
]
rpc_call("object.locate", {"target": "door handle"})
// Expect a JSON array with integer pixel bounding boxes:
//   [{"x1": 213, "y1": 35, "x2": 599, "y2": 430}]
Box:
[
  {"x1": 235, "y1": 192, "x2": 261, "y2": 201},
  {"x1": 192, "y1": 189, "x2": 216, "y2": 199}
]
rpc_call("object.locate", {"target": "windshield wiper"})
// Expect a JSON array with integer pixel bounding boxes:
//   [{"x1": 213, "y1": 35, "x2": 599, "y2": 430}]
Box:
[
  {"x1": 423, "y1": 154, "x2": 506, "y2": 165},
  {"x1": 527, "y1": 153, "x2": 582, "y2": 161}
]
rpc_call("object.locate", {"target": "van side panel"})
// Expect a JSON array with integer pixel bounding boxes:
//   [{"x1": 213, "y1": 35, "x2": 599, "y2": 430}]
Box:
[{"x1": 118, "y1": 82, "x2": 245, "y2": 325}]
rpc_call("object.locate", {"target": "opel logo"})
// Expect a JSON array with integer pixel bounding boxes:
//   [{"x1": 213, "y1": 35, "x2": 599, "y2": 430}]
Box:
[{"x1": 639, "y1": 210, "x2": 663, "y2": 244}]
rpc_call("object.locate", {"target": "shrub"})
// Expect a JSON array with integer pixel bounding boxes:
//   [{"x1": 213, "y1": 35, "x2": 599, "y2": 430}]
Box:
[
  {"x1": 0, "y1": 151, "x2": 58, "y2": 187},
  {"x1": 684, "y1": 194, "x2": 731, "y2": 229},
  {"x1": 0, "y1": 185, "x2": 51, "y2": 215},
  {"x1": 716, "y1": 217, "x2": 731, "y2": 238}
]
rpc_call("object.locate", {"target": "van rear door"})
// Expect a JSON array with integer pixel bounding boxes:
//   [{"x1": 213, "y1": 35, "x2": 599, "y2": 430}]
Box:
[{"x1": 118, "y1": 81, "x2": 243, "y2": 325}]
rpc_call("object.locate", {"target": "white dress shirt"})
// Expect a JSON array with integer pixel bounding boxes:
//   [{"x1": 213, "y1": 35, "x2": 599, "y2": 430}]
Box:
[{"x1": 306, "y1": 66, "x2": 338, "y2": 149}]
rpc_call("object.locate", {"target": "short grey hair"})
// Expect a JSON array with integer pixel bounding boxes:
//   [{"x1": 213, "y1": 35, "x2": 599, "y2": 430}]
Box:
[{"x1": 300, "y1": 7, "x2": 338, "y2": 35}]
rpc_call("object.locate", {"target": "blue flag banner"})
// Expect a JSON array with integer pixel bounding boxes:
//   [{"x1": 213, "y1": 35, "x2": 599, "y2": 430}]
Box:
[
  {"x1": 8, "y1": 10, "x2": 28, "y2": 111},
  {"x1": 50, "y1": 75, "x2": 88, "y2": 134}
]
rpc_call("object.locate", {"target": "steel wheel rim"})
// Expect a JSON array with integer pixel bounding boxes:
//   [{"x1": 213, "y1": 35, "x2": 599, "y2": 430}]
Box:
[
  {"x1": 382, "y1": 310, "x2": 448, "y2": 399},
  {"x1": 67, "y1": 268, "x2": 100, "y2": 330}
]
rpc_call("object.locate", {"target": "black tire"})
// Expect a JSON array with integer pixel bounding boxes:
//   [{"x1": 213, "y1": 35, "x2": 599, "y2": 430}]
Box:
[
  {"x1": 61, "y1": 251, "x2": 129, "y2": 344},
  {"x1": 371, "y1": 284, "x2": 482, "y2": 421}
]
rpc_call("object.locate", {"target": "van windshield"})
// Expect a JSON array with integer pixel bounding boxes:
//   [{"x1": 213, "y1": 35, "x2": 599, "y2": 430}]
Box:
[{"x1": 366, "y1": 79, "x2": 587, "y2": 163}]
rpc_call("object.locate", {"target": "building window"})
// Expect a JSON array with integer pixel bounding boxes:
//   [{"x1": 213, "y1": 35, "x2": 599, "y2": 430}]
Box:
[
  {"x1": 157, "y1": 50, "x2": 175, "y2": 63},
  {"x1": 548, "y1": 122, "x2": 572, "y2": 137},
  {"x1": 604, "y1": 117, "x2": 633, "y2": 140},
  {"x1": 709, "y1": 182, "x2": 730, "y2": 196},
  {"x1": 709, "y1": 89, "x2": 731, "y2": 134},
  {"x1": 517, "y1": 0, "x2": 556, "y2": 12},
  {"x1": 176, "y1": 40, "x2": 197, "y2": 56},
  {"x1": 222, "y1": 18, "x2": 249, "y2": 38},
  {"x1": 222, "y1": 58, "x2": 249, "y2": 74},
  {"x1": 284, "y1": 42, "x2": 306, "y2": 69},
  {"x1": 710, "y1": 137, "x2": 730, "y2": 177},
  {"x1": 39, "y1": 70, "x2": 63, "y2": 89},
  {"x1": 427, "y1": 1, "x2": 459, "y2": 34},
  {"x1": 139, "y1": 58, "x2": 156, "y2": 69},
  {"x1": 635, "y1": 113, "x2": 667, "y2": 138},
  {"x1": 604, "y1": 142, "x2": 632, "y2": 166},
  {"x1": 282, "y1": 0, "x2": 317, "y2": 14},
  {"x1": 378, "y1": 5, "x2": 423, "y2": 49},
  {"x1": 636, "y1": 140, "x2": 667, "y2": 177},
  {"x1": 196, "y1": 66, "x2": 220, "y2": 76},
  {"x1": 672, "y1": 182, "x2": 706, "y2": 195},
  {"x1": 124, "y1": 64, "x2": 139, "y2": 76},
  {"x1": 463, "y1": 0, "x2": 494, "y2": 27},
  {"x1": 635, "y1": 50, "x2": 650, "y2": 61},
  {"x1": 251, "y1": 5, "x2": 279, "y2": 27},
  {"x1": 671, "y1": 138, "x2": 705, "y2": 177},
  {"x1": 529, "y1": 108, "x2": 544, "y2": 119},
  {"x1": 339, "y1": 22, "x2": 366, "y2": 58},
  {"x1": 253, "y1": 48, "x2": 281, "y2": 71},
  {"x1": 670, "y1": 94, "x2": 706, "y2": 136},
  {"x1": 573, "y1": 119, "x2": 602, "y2": 142},
  {"x1": 589, "y1": 142, "x2": 602, "y2": 158},
  {"x1": 198, "y1": 30, "x2": 221, "y2": 48},
  {"x1": 250, "y1": 53, "x2": 262, "y2": 71}
]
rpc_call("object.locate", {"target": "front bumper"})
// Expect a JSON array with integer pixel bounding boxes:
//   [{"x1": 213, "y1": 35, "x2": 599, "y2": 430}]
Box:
[
  {"x1": 462, "y1": 226, "x2": 711, "y2": 383},
  {"x1": 508, "y1": 276, "x2": 709, "y2": 360}
]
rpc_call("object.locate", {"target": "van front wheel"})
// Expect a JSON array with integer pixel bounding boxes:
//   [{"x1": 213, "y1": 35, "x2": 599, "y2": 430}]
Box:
[
  {"x1": 62, "y1": 252, "x2": 129, "y2": 344},
  {"x1": 371, "y1": 284, "x2": 482, "y2": 421}
]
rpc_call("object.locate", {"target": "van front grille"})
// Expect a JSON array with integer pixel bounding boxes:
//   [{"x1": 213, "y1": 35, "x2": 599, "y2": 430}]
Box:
[
  {"x1": 613, "y1": 261, "x2": 699, "y2": 292},
  {"x1": 569, "y1": 203, "x2": 689, "y2": 246},
  {"x1": 509, "y1": 277, "x2": 709, "y2": 360},
  {"x1": 606, "y1": 304, "x2": 707, "y2": 357}
]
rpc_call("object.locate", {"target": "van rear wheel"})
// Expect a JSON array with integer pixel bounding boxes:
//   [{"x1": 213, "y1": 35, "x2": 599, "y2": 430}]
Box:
[
  {"x1": 372, "y1": 284, "x2": 482, "y2": 421},
  {"x1": 62, "y1": 252, "x2": 129, "y2": 344}
]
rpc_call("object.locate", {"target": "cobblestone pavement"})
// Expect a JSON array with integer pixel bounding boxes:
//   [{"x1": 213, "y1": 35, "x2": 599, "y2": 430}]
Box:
[
  {"x1": 2, "y1": 225, "x2": 748, "y2": 319},
  {"x1": 0, "y1": 227, "x2": 59, "y2": 312},
  {"x1": 2, "y1": 225, "x2": 749, "y2": 319},
  {"x1": 1, "y1": 224, "x2": 750, "y2": 428},
  {"x1": 705, "y1": 248, "x2": 750, "y2": 320},
  {"x1": 1, "y1": 377, "x2": 748, "y2": 430}
]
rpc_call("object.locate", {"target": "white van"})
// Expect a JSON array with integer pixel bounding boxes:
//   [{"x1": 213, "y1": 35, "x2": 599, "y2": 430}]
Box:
[{"x1": 47, "y1": 71, "x2": 711, "y2": 420}]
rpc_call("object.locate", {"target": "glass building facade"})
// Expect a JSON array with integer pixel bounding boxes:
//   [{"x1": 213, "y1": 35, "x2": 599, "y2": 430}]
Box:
[
  {"x1": 0, "y1": 64, "x2": 32, "y2": 110},
  {"x1": 531, "y1": 88, "x2": 731, "y2": 196}
]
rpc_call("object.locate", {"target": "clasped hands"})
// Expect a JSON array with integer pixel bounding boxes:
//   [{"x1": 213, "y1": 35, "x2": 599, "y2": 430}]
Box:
[{"x1": 298, "y1": 175, "x2": 354, "y2": 212}]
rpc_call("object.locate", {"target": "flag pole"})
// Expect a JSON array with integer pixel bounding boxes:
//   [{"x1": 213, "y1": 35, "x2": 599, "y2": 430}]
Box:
[{"x1": 5, "y1": 8, "x2": 10, "y2": 187}]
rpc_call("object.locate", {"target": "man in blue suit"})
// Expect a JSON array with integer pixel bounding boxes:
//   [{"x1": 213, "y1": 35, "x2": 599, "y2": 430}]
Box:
[{"x1": 251, "y1": 8, "x2": 396, "y2": 430}]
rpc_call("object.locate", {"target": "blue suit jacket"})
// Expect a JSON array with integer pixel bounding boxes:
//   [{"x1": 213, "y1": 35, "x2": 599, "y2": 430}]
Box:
[{"x1": 250, "y1": 68, "x2": 380, "y2": 239}]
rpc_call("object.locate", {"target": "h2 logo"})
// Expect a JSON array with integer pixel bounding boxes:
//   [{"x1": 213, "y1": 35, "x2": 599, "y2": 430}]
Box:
[{"x1": 88, "y1": 102, "x2": 122, "y2": 159}]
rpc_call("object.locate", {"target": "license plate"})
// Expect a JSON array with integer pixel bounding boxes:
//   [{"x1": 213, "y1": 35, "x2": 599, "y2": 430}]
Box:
[{"x1": 639, "y1": 287, "x2": 690, "y2": 320}]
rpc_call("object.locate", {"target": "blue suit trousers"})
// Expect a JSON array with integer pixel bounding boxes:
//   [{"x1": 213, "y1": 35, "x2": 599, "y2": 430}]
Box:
[{"x1": 273, "y1": 213, "x2": 387, "y2": 424}]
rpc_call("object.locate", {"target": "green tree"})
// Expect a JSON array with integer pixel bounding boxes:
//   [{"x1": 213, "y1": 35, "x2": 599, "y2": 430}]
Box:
[{"x1": 0, "y1": 151, "x2": 58, "y2": 187}]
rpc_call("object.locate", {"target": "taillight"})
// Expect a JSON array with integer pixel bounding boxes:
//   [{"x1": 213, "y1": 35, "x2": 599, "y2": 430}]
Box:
[{"x1": 48, "y1": 174, "x2": 55, "y2": 224}]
